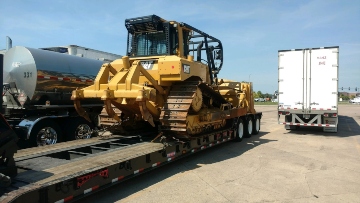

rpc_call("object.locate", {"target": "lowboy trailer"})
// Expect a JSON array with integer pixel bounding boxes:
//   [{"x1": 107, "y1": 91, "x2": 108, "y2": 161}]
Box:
[{"x1": 0, "y1": 112, "x2": 260, "y2": 203}]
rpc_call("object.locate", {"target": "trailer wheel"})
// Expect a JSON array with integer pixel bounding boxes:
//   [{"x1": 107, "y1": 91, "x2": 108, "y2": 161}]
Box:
[
  {"x1": 30, "y1": 119, "x2": 63, "y2": 147},
  {"x1": 234, "y1": 119, "x2": 244, "y2": 142},
  {"x1": 65, "y1": 117, "x2": 94, "y2": 141},
  {"x1": 252, "y1": 116, "x2": 260, "y2": 135},
  {"x1": 244, "y1": 117, "x2": 253, "y2": 138}
]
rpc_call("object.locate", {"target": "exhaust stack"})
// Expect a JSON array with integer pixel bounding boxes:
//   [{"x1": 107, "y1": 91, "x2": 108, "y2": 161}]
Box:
[{"x1": 6, "y1": 36, "x2": 12, "y2": 50}]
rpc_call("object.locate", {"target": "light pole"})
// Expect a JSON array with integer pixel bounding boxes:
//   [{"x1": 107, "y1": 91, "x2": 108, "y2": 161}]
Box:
[{"x1": 248, "y1": 74, "x2": 251, "y2": 83}]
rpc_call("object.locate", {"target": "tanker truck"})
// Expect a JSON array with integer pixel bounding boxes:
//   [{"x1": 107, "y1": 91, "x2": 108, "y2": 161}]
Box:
[{"x1": 2, "y1": 46, "x2": 106, "y2": 148}]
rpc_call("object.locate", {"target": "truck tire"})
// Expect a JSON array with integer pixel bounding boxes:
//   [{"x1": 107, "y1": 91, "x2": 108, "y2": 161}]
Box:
[
  {"x1": 244, "y1": 117, "x2": 253, "y2": 138},
  {"x1": 234, "y1": 118, "x2": 244, "y2": 142},
  {"x1": 252, "y1": 116, "x2": 260, "y2": 135},
  {"x1": 29, "y1": 119, "x2": 63, "y2": 147},
  {"x1": 65, "y1": 117, "x2": 94, "y2": 141}
]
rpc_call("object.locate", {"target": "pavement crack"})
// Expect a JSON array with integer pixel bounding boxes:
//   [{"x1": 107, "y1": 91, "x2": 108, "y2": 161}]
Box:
[{"x1": 304, "y1": 175, "x2": 315, "y2": 197}]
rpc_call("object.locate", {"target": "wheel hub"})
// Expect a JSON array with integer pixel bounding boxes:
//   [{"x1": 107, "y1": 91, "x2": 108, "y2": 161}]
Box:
[
  {"x1": 191, "y1": 88, "x2": 203, "y2": 112},
  {"x1": 248, "y1": 120, "x2": 253, "y2": 134},
  {"x1": 238, "y1": 122, "x2": 243, "y2": 138},
  {"x1": 75, "y1": 124, "x2": 92, "y2": 139},
  {"x1": 37, "y1": 127, "x2": 58, "y2": 146}
]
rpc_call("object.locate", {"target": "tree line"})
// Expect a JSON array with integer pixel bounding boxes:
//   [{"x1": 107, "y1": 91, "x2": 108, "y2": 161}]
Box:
[
  {"x1": 253, "y1": 91, "x2": 274, "y2": 99},
  {"x1": 339, "y1": 94, "x2": 356, "y2": 101}
]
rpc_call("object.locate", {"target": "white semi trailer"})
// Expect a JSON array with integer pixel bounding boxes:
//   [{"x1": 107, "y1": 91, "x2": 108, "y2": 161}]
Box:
[{"x1": 277, "y1": 46, "x2": 339, "y2": 132}]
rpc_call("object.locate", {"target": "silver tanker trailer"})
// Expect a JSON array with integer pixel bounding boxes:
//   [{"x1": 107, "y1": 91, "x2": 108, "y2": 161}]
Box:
[{"x1": 2, "y1": 46, "x2": 106, "y2": 148}]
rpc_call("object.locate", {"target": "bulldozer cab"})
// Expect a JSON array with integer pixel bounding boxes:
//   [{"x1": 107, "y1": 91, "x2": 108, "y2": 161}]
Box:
[
  {"x1": 125, "y1": 15, "x2": 188, "y2": 58},
  {"x1": 125, "y1": 15, "x2": 223, "y2": 84}
]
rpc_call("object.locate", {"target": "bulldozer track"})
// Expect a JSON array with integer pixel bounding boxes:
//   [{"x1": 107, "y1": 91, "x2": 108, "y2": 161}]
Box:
[
  {"x1": 160, "y1": 81, "x2": 199, "y2": 135},
  {"x1": 160, "y1": 81, "x2": 228, "y2": 139}
]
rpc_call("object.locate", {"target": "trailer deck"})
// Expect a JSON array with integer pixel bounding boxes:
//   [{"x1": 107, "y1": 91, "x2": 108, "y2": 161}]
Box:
[{"x1": 0, "y1": 126, "x2": 245, "y2": 203}]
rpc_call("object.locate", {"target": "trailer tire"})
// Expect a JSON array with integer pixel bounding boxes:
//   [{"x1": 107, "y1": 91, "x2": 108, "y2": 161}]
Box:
[
  {"x1": 252, "y1": 116, "x2": 260, "y2": 135},
  {"x1": 65, "y1": 117, "x2": 94, "y2": 141},
  {"x1": 29, "y1": 119, "x2": 63, "y2": 147},
  {"x1": 234, "y1": 119, "x2": 244, "y2": 142},
  {"x1": 244, "y1": 117, "x2": 253, "y2": 138}
]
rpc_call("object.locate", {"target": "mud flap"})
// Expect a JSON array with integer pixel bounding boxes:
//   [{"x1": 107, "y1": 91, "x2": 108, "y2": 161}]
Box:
[{"x1": 323, "y1": 117, "x2": 338, "y2": 132}]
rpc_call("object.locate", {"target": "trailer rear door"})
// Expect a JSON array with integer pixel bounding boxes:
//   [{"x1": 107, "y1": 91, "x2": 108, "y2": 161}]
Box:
[
  {"x1": 307, "y1": 47, "x2": 339, "y2": 111},
  {"x1": 278, "y1": 50, "x2": 305, "y2": 111}
]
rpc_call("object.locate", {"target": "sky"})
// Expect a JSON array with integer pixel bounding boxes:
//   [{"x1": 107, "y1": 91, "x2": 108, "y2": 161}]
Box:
[{"x1": 0, "y1": 0, "x2": 359, "y2": 94}]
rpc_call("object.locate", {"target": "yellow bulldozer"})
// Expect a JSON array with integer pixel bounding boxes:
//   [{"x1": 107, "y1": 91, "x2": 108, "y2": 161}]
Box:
[{"x1": 72, "y1": 15, "x2": 257, "y2": 139}]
